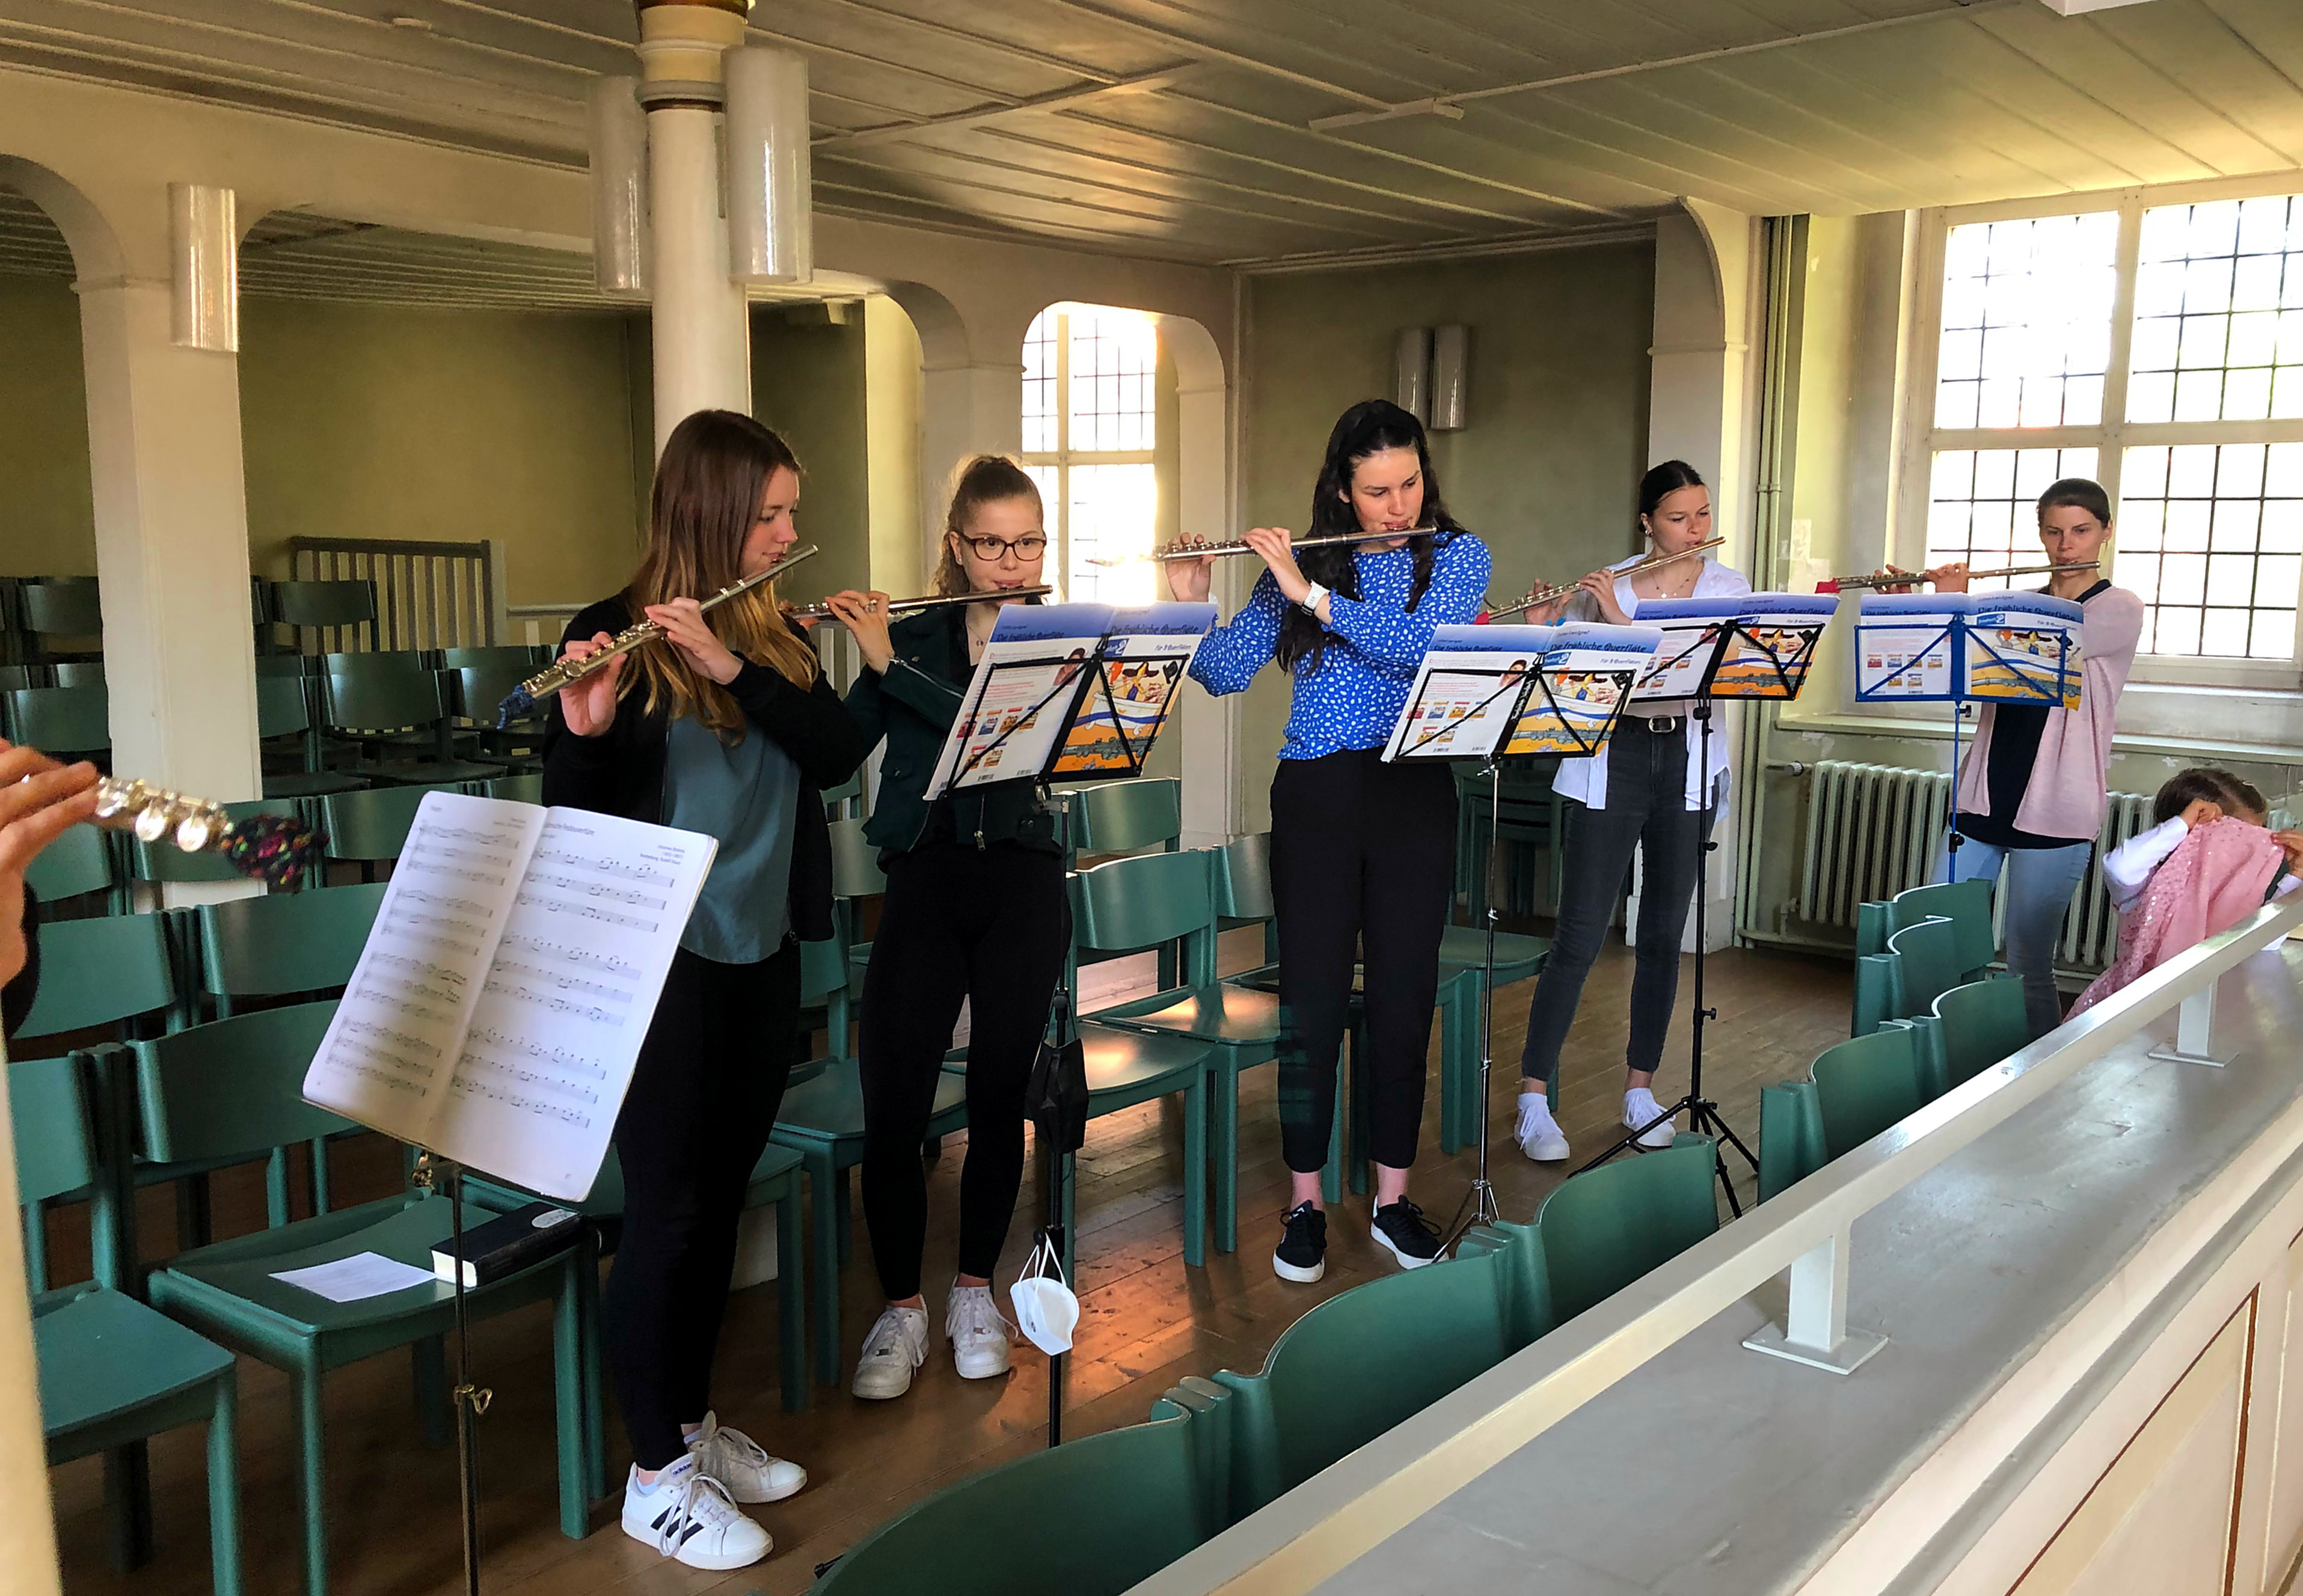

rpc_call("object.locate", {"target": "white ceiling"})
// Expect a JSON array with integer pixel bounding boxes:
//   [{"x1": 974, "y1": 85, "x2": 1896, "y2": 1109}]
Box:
[{"x1": 1, "y1": 0, "x2": 2301, "y2": 268}]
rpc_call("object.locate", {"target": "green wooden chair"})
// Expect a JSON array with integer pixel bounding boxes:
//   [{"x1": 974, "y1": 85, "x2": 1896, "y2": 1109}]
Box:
[
  {"x1": 1072, "y1": 848, "x2": 1281, "y2": 1256},
  {"x1": 808, "y1": 1414, "x2": 1212, "y2": 1596},
  {"x1": 829, "y1": 815, "x2": 885, "y2": 992},
  {"x1": 256, "y1": 677, "x2": 370, "y2": 801},
  {"x1": 1058, "y1": 775, "x2": 1182, "y2": 860},
  {"x1": 1886, "y1": 916, "x2": 1965, "y2": 1019},
  {"x1": 16, "y1": 1051, "x2": 242, "y2": 1594},
  {"x1": 135, "y1": 1003, "x2": 589, "y2": 1596},
  {"x1": 441, "y1": 651, "x2": 547, "y2": 768},
  {"x1": 192, "y1": 882, "x2": 388, "y2": 1212},
  {"x1": 1453, "y1": 1218, "x2": 1555, "y2": 1351},
  {"x1": 1933, "y1": 976, "x2": 2032, "y2": 1087},
  {"x1": 51, "y1": 659, "x2": 104, "y2": 688},
  {"x1": 480, "y1": 770, "x2": 543, "y2": 806},
  {"x1": 1536, "y1": 1136, "x2": 1720, "y2": 1323},
  {"x1": 1758, "y1": 1027, "x2": 1930, "y2": 1200},
  {"x1": 25, "y1": 817, "x2": 125, "y2": 915},
  {"x1": 465, "y1": 1138, "x2": 812, "y2": 1502},
  {"x1": 317, "y1": 654, "x2": 503, "y2": 786},
  {"x1": 317, "y1": 781, "x2": 471, "y2": 875},
  {"x1": 1851, "y1": 947, "x2": 1907, "y2": 1037},
  {"x1": 22, "y1": 577, "x2": 103, "y2": 656},
  {"x1": 7, "y1": 683, "x2": 109, "y2": 759},
  {"x1": 269, "y1": 580, "x2": 377, "y2": 654},
  {"x1": 1203, "y1": 1245, "x2": 1513, "y2": 1520}
]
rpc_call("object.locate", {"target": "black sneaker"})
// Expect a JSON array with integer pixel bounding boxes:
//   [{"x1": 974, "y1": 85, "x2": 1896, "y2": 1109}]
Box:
[
  {"x1": 1272, "y1": 1201, "x2": 1327, "y2": 1283},
  {"x1": 1370, "y1": 1199, "x2": 1443, "y2": 1270}
]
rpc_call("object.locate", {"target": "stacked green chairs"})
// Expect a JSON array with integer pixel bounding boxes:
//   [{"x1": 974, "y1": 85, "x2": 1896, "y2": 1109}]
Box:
[
  {"x1": 317, "y1": 652, "x2": 503, "y2": 787},
  {"x1": 25, "y1": 816, "x2": 126, "y2": 916},
  {"x1": 1060, "y1": 775, "x2": 1182, "y2": 861},
  {"x1": 440, "y1": 647, "x2": 548, "y2": 770},
  {"x1": 21, "y1": 576, "x2": 102, "y2": 661},
  {"x1": 465, "y1": 1138, "x2": 812, "y2": 1502},
  {"x1": 52, "y1": 660, "x2": 105, "y2": 688},
  {"x1": 1933, "y1": 975, "x2": 2032, "y2": 1087},
  {"x1": 482, "y1": 770, "x2": 543, "y2": 806},
  {"x1": 15, "y1": 1051, "x2": 242, "y2": 1594},
  {"x1": 268, "y1": 579, "x2": 377, "y2": 655},
  {"x1": 1853, "y1": 878, "x2": 1996, "y2": 1033},
  {"x1": 1758, "y1": 1027, "x2": 1930, "y2": 1200},
  {"x1": 1073, "y1": 848, "x2": 1280, "y2": 1256},
  {"x1": 771, "y1": 941, "x2": 967, "y2": 1386},
  {"x1": 808, "y1": 1414, "x2": 1214, "y2": 1596},
  {"x1": 256, "y1": 676, "x2": 369, "y2": 801},
  {"x1": 7, "y1": 683, "x2": 109, "y2": 759},
  {"x1": 132, "y1": 1005, "x2": 589, "y2": 1596}
]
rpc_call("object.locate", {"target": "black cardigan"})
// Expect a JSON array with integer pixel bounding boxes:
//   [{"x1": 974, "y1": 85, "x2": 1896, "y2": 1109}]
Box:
[{"x1": 540, "y1": 595, "x2": 869, "y2": 946}]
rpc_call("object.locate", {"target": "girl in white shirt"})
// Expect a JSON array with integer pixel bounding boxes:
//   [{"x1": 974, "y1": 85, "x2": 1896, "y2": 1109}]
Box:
[{"x1": 1510, "y1": 460, "x2": 1750, "y2": 1163}]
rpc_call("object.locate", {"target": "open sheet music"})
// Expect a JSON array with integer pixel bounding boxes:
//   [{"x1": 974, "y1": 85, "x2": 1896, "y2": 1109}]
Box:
[
  {"x1": 924, "y1": 600, "x2": 1215, "y2": 796},
  {"x1": 302, "y1": 791, "x2": 715, "y2": 1200},
  {"x1": 1850, "y1": 590, "x2": 2082, "y2": 706},
  {"x1": 1383, "y1": 622, "x2": 1655, "y2": 763}
]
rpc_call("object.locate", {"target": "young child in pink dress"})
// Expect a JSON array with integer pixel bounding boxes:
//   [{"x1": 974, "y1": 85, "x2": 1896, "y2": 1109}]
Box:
[{"x1": 2073, "y1": 769, "x2": 2303, "y2": 1015}]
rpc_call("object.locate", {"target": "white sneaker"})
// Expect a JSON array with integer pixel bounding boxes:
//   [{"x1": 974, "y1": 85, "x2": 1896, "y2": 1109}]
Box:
[
  {"x1": 686, "y1": 1411, "x2": 806, "y2": 1505},
  {"x1": 851, "y1": 1304, "x2": 930, "y2": 1399},
  {"x1": 620, "y1": 1455, "x2": 771, "y2": 1570},
  {"x1": 946, "y1": 1284, "x2": 1015, "y2": 1380},
  {"x1": 1623, "y1": 1087, "x2": 1676, "y2": 1151},
  {"x1": 1514, "y1": 1092, "x2": 1568, "y2": 1162}
]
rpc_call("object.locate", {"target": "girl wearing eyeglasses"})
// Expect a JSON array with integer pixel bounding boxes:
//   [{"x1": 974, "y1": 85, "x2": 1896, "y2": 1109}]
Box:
[
  {"x1": 819, "y1": 454, "x2": 1063, "y2": 1401},
  {"x1": 1168, "y1": 399, "x2": 1490, "y2": 1284}
]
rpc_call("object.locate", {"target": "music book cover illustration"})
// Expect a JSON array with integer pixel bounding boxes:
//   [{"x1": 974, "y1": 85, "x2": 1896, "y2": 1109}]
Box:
[
  {"x1": 1505, "y1": 623, "x2": 1659, "y2": 757},
  {"x1": 1706, "y1": 593, "x2": 1836, "y2": 700},
  {"x1": 301, "y1": 791, "x2": 716, "y2": 1201},
  {"x1": 1966, "y1": 592, "x2": 2083, "y2": 707},
  {"x1": 1854, "y1": 592, "x2": 1967, "y2": 702},
  {"x1": 1383, "y1": 622, "x2": 1656, "y2": 763},
  {"x1": 1052, "y1": 602, "x2": 1216, "y2": 777}
]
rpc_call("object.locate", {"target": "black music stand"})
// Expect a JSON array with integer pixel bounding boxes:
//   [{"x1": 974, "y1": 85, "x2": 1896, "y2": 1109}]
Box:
[
  {"x1": 1385, "y1": 630, "x2": 1639, "y2": 1249},
  {"x1": 1572, "y1": 599, "x2": 1827, "y2": 1215}
]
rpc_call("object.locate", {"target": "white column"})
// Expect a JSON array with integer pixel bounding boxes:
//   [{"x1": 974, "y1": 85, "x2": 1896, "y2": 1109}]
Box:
[
  {"x1": 637, "y1": 1, "x2": 750, "y2": 454},
  {"x1": 76, "y1": 274, "x2": 261, "y2": 806},
  {"x1": 919, "y1": 358, "x2": 1022, "y2": 568},
  {"x1": 1173, "y1": 355, "x2": 1239, "y2": 846}
]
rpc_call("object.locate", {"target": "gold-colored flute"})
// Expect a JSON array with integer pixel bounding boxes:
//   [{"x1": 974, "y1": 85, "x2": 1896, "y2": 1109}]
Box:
[
  {"x1": 1100, "y1": 525, "x2": 1443, "y2": 567},
  {"x1": 495, "y1": 545, "x2": 820, "y2": 724},
  {"x1": 1826, "y1": 559, "x2": 2098, "y2": 592},
  {"x1": 784, "y1": 584, "x2": 1053, "y2": 620},
  {"x1": 1486, "y1": 537, "x2": 1726, "y2": 622}
]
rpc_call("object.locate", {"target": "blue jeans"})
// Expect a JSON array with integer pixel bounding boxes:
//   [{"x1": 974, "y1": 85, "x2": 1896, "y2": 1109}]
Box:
[{"x1": 1948, "y1": 837, "x2": 2091, "y2": 1039}]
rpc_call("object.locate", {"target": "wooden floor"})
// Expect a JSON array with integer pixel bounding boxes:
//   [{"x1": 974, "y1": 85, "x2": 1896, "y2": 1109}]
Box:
[{"x1": 44, "y1": 933, "x2": 1851, "y2": 1596}]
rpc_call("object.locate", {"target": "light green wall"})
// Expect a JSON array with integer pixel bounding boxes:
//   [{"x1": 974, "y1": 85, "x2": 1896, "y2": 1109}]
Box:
[
  {"x1": 863, "y1": 294, "x2": 924, "y2": 596},
  {"x1": 0, "y1": 274, "x2": 94, "y2": 576},
  {"x1": 749, "y1": 307, "x2": 872, "y2": 601},
  {"x1": 240, "y1": 298, "x2": 648, "y2": 610},
  {"x1": 1236, "y1": 241, "x2": 1657, "y2": 823}
]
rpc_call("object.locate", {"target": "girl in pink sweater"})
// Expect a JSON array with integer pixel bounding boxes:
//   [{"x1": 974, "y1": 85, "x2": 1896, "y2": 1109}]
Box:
[{"x1": 1939, "y1": 478, "x2": 2142, "y2": 1038}]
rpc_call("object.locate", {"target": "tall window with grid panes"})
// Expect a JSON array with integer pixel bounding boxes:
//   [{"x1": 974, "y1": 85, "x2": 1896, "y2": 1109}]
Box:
[
  {"x1": 1022, "y1": 305, "x2": 1159, "y2": 605},
  {"x1": 1910, "y1": 189, "x2": 2303, "y2": 683}
]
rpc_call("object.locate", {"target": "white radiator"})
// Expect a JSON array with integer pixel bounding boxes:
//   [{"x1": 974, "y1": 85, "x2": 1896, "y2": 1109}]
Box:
[{"x1": 1795, "y1": 760, "x2": 2150, "y2": 974}]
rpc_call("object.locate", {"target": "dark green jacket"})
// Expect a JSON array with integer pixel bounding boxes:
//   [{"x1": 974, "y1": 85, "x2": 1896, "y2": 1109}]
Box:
[{"x1": 844, "y1": 605, "x2": 1060, "y2": 858}]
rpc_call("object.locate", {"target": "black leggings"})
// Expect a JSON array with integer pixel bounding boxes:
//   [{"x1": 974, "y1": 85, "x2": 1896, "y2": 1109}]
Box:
[
  {"x1": 1518, "y1": 719, "x2": 1711, "y2": 1090},
  {"x1": 1271, "y1": 749, "x2": 1456, "y2": 1175},
  {"x1": 602, "y1": 940, "x2": 801, "y2": 1472},
  {"x1": 859, "y1": 842, "x2": 1068, "y2": 1303}
]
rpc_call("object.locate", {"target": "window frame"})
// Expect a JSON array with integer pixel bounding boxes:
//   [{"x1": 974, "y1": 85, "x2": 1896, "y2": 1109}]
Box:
[
  {"x1": 1898, "y1": 175, "x2": 2303, "y2": 691},
  {"x1": 1019, "y1": 305, "x2": 1157, "y2": 600}
]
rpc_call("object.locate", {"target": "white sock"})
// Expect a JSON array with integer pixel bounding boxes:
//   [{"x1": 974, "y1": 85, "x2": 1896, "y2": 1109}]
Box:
[{"x1": 1518, "y1": 1091, "x2": 1554, "y2": 1118}]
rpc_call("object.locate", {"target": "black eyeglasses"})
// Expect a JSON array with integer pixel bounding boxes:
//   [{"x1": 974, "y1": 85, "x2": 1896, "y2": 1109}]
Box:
[{"x1": 961, "y1": 534, "x2": 1047, "y2": 561}]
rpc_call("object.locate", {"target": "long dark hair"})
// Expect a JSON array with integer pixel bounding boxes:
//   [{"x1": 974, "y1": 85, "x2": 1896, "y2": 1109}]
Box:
[
  {"x1": 622, "y1": 409, "x2": 816, "y2": 735},
  {"x1": 1277, "y1": 399, "x2": 1462, "y2": 673}
]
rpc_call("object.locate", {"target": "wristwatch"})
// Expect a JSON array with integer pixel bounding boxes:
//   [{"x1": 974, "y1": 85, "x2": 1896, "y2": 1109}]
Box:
[{"x1": 1299, "y1": 582, "x2": 1329, "y2": 614}]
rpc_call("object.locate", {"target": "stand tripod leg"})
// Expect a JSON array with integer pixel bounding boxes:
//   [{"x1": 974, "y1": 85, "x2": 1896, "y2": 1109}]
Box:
[{"x1": 1442, "y1": 761, "x2": 1506, "y2": 1253}]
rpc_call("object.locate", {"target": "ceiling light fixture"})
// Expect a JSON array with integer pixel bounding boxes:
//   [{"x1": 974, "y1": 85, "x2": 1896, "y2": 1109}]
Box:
[
  {"x1": 388, "y1": 15, "x2": 435, "y2": 31},
  {"x1": 2031, "y1": 0, "x2": 2158, "y2": 12}
]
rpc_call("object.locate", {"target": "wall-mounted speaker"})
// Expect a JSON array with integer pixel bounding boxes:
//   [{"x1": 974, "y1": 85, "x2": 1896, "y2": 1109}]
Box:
[
  {"x1": 1396, "y1": 326, "x2": 1433, "y2": 423},
  {"x1": 1431, "y1": 324, "x2": 1468, "y2": 431}
]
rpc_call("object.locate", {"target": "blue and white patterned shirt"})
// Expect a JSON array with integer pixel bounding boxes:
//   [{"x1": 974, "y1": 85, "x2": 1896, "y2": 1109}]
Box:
[{"x1": 1188, "y1": 531, "x2": 1492, "y2": 760}]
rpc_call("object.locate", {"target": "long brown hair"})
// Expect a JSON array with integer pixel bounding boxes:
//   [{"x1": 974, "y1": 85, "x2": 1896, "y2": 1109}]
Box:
[
  {"x1": 931, "y1": 454, "x2": 1044, "y2": 596},
  {"x1": 622, "y1": 409, "x2": 818, "y2": 737}
]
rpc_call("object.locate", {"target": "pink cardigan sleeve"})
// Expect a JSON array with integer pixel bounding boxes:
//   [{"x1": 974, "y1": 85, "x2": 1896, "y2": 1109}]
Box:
[{"x1": 1954, "y1": 586, "x2": 2142, "y2": 842}]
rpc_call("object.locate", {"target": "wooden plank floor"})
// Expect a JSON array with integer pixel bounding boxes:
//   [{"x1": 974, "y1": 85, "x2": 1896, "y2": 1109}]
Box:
[{"x1": 43, "y1": 934, "x2": 1850, "y2": 1596}]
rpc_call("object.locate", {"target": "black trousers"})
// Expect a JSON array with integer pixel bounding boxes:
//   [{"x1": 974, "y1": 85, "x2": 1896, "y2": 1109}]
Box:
[
  {"x1": 859, "y1": 841, "x2": 1068, "y2": 1302},
  {"x1": 603, "y1": 940, "x2": 801, "y2": 1472},
  {"x1": 1519, "y1": 719, "x2": 1711, "y2": 1090},
  {"x1": 1271, "y1": 749, "x2": 1456, "y2": 1175}
]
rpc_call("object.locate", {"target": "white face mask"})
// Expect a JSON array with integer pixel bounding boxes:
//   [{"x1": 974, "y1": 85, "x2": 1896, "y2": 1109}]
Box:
[{"x1": 1008, "y1": 1233, "x2": 1079, "y2": 1356}]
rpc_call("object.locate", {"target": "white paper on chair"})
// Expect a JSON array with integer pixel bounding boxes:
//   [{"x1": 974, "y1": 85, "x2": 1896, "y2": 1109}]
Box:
[
  {"x1": 301, "y1": 791, "x2": 716, "y2": 1202},
  {"x1": 269, "y1": 1251, "x2": 437, "y2": 1303}
]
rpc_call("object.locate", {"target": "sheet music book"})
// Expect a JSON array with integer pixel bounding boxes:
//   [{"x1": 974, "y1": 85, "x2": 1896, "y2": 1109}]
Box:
[
  {"x1": 1850, "y1": 591, "x2": 2082, "y2": 706},
  {"x1": 1706, "y1": 593, "x2": 1836, "y2": 701},
  {"x1": 1383, "y1": 623, "x2": 1657, "y2": 762},
  {"x1": 1624, "y1": 596, "x2": 1740, "y2": 706},
  {"x1": 1967, "y1": 592, "x2": 2083, "y2": 707},
  {"x1": 1854, "y1": 592, "x2": 1967, "y2": 702},
  {"x1": 924, "y1": 601, "x2": 1215, "y2": 797},
  {"x1": 302, "y1": 791, "x2": 716, "y2": 1201}
]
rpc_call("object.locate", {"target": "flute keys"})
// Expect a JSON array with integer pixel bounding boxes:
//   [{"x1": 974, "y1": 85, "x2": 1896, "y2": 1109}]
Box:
[{"x1": 93, "y1": 777, "x2": 143, "y2": 820}]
